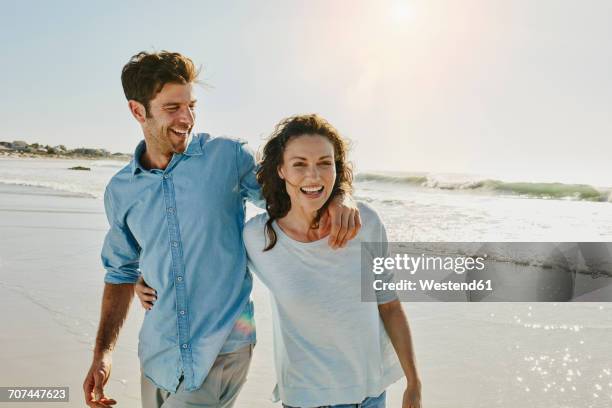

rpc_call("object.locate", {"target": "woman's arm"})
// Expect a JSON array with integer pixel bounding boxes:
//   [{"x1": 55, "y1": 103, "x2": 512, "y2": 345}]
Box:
[{"x1": 378, "y1": 300, "x2": 422, "y2": 408}]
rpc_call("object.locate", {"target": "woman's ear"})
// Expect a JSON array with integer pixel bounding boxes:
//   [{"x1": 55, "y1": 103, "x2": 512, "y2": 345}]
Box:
[{"x1": 277, "y1": 166, "x2": 285, "y2": 180}]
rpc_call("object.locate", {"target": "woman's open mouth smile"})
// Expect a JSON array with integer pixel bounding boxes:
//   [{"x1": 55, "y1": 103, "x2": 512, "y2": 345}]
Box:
[{"x1": 299, "y1": 185, "x2": 324, "y2": 199}]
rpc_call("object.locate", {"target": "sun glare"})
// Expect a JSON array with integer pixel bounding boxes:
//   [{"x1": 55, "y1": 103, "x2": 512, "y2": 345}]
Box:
[{"x1": 390, "y1": 0, "x2": 412, "y2": 23}]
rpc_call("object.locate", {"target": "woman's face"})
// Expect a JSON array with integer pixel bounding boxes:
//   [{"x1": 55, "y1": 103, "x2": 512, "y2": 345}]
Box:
[{"x1": 278, "y1": 134, "x2": 336, "y2": 215}]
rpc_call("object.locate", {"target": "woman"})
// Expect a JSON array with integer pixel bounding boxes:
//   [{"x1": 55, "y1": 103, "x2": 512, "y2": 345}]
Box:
[{"x1": 137, "y1": 114, "x2": 422, "y2": 408}]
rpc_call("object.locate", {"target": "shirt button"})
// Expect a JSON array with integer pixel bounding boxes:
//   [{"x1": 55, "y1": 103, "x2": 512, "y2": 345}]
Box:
[
  {"x1": 182, "y1": 343, "x2": 188, "y2": 349},
  {"x1": 179, "y1": 310, "x2": 186, "y2": 315},
  {"x1": 171, "y1": 241, "x2": 178, "y2": 247},
  {"x1": 167, "y1": 207, "x2": 175, "y2": 213},
  {"x1": 163, "y1": 174, "x2": 170, "y2": 179},
  {"x1": 177, "y1": 276, "x2": 183, "y2": 282}
]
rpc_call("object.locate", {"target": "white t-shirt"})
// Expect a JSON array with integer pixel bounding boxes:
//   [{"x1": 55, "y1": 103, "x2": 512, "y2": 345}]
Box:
[{"x1": 243, "y1": 202, "x2": 403, "y2": 407}]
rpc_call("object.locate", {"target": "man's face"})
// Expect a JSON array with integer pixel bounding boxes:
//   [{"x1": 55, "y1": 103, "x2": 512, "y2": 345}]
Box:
[{"x1": 143, "y1": 82, "x2": 196, "y2": 154}]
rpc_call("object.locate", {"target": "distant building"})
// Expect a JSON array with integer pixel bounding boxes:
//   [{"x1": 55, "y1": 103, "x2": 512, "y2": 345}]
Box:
[
  {"x1": 72, "y1": 147, "x2": 111, "y2": 157},
  {"x1": 11, "y1": 140, "x2": 28, "y2": 151},
  {"x1": 73, "y1": 148, "x2": 97, "y2": 156}
]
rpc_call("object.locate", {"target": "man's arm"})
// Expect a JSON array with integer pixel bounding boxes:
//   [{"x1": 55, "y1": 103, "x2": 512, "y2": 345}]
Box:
[
  {"x1": 94, "y1": 283, "x2": 135, "y2": 356},
  {"x1": 83, "y1": 283, "x2": 134, "y2": 407},
  {"x1": 236, "y1": 140, "x2": 266, "y2": 208},
  {"x1": 324, "y1": 194, "x2": 361, "y2": 249},
  {"x1": 84, "y1": 187, "x2": 141, "y2": 407}
]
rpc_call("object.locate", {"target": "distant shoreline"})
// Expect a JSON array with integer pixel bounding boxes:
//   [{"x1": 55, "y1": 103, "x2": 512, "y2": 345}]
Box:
[{"x1": 0, "y1": 152, "x2": 131, "y2": 161}]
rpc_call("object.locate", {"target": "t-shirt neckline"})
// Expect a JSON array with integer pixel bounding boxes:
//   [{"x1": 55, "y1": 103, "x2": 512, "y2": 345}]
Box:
[{"x1": 272, "y1": 219, "x2": 330, "y2": 247}]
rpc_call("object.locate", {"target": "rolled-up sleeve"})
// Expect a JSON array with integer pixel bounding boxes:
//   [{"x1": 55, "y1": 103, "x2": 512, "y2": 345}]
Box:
[
  {"x1": 101, "y1": 187, "x2": 140, "y2": 284},
  {"x1": 236, "y1": 140, "x2": 265, "y2": 208}
]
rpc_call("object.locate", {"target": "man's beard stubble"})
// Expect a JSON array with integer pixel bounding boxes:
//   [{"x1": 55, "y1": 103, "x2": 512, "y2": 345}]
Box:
[{"x1": 145, "y1": 121, "x2": 188, "y2": 155}]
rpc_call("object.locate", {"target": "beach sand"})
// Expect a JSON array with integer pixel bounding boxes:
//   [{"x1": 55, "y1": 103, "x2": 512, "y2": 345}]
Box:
[
  {"x1": 0, "y1": 184, "x2": 405, "y2": 407},
  {"x1": 1, "y1": 184, "x2": 611, "y2": 407}
]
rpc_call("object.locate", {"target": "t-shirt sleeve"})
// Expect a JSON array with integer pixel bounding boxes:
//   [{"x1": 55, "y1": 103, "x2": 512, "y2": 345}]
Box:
[
  {"x1": 242, "y1": 215, "x2": 267, "y2": 282},
  {"x1": 363, "y1": 204, "x2": 398, "y2": 304}
]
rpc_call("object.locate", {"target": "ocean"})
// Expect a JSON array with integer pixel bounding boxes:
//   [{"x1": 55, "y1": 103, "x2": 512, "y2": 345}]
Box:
[{"x1": 2, "y1": 156, "x2": 611, "y2": 242}]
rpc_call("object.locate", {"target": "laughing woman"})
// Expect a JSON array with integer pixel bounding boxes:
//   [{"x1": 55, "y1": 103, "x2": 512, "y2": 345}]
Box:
[{"x1": 137, "y1": 114, "x2": 422, "y2": 408}]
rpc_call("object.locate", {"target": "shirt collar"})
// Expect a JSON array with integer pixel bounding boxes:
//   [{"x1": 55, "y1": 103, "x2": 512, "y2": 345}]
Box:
[
  {"x1": 131, "y1": 140, "x2": 147, "y2": 177},
  {"x1": 182, "y1": 133, "x2": 204, "y2": 156},
  {"x1": 130, "y1": 134, "x2": 204, "y2": 179}
]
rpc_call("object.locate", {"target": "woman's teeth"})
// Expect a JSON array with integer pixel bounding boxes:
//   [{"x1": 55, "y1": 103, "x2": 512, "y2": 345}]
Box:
[{"x1": 300, "y1": 186, "x2": 324, "y2": 195}]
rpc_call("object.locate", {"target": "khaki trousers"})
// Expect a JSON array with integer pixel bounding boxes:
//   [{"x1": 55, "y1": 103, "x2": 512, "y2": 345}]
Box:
[{"x1": 141, "y1": 344, "x2": 253, "y2": 408}]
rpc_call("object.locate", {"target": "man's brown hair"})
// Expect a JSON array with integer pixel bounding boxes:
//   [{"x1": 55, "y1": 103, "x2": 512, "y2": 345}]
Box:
[{"x1": 121, "y1": 51, "x2": 199, "y2": 116}]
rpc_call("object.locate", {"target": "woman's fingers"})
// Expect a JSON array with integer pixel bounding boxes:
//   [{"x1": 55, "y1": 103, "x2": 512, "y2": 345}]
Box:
[
  {"x1": 142, "y1": 287, "x2": 157, "y2": 296},
  {"x1": 135, "y1": 279, "x2": 157, "y2": 311},
  {"x1": 140, "y1": 293, "x2": 157, "y2": 302},
  {"x1": 135, "y1": 280, "x2": 157, "y2": 296},
  {"x1": 139, "y1": 299, "x2": 154, "y2": 310}
]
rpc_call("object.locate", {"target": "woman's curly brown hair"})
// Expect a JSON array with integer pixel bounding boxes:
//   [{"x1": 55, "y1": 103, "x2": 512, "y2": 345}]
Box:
[{"x1": 257, "y1": 114, "x2": 353, "y2": 251}]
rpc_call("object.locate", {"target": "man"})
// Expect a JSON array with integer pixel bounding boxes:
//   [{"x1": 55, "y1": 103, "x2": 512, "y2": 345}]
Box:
[{"x1": 83, "y1": 51, "x2": 360, "y2": 408}]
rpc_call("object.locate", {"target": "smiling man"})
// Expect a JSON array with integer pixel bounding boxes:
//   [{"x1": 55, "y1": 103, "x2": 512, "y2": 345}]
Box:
[{"x1": 82, "y1": 51, "x2": 361, "y2": 408}]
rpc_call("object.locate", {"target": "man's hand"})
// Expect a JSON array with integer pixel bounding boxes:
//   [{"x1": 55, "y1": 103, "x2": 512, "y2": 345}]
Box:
[
  {"x1": 403, "y1": 381, "x2": 422, "y2": 408},
  {"x1": 83, "y1": 353, "x2": 116, "y2": 407},
  {"x1": 321, "y1": 195, "x2": 361, "y2": 249},
  {"x1": 85, "y1": 283, "x2": 134, "y2": 408},
  {"x1": 135, "y1": 276, "x2": 157, "y2": 310}
]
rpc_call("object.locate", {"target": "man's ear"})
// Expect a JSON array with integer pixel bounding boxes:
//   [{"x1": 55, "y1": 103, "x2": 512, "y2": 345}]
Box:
[{"x1": 128, "y1": 100, "x2": 147, "y2": 124}]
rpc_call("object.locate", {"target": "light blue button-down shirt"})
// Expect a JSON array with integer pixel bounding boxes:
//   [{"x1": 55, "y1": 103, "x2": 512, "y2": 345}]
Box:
[{"x1": 101, "y1": 133, "x2": 261, "y2": 392}]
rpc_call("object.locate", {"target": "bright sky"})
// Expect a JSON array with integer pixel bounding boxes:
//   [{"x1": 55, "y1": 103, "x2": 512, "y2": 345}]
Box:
[{"x1": 1, "y1": 0, "x2": 611, "y2": 185}]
